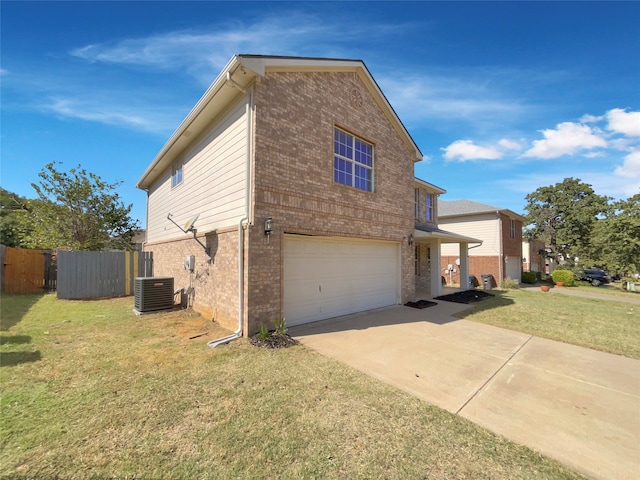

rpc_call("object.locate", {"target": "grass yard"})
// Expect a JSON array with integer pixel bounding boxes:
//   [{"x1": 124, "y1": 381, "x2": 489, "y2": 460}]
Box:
[
  {"x1": 0, "y1": 293, "x2": 585, "y2": 480},
  {"x1": 456, "y1": 288, "x2": 640, "y2": 359}
]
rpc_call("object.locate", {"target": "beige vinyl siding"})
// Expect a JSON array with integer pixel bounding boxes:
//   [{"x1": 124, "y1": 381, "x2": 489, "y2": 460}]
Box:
[
  {"x1": 146, "y1": 96, "x2": 249, "y2": 243},
  {"x1": 439, "y1": 214, "x2": 500, "y2": 256}
]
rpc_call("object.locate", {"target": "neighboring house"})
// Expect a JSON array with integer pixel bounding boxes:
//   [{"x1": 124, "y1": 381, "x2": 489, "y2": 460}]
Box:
[
  {"x1": 439, "y1": 200, "x2": 525, "y2": 286},
  {"x1": 136, "y1": 54, "x2": 474, "y2": 338},
  {"x1": 522, "y1": 239, "x2": 547, "y2": 274},
  {"x1": 413, "y1": 180, "x2": 481, "y2": 294}
]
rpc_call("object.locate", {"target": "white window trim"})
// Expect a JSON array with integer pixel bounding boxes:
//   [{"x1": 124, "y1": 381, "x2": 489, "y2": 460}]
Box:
[
  {"x1": 333, "y1": 128, "x2": 374, "y2": 192},
  {"x1": 171, "y1": 159, "x2": 183, "y2": 188},
  {"x1": 426, "y1": 193, "x2": 434, "y2": 222}
]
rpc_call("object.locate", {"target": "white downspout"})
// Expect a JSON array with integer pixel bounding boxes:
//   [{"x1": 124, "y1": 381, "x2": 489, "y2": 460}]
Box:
[
  {"x1": 497, "y1": 211, "x2": 503, "y2": 285},
  {"x1": 208, "y1": 86, "x2": 253, "y2": 348}
]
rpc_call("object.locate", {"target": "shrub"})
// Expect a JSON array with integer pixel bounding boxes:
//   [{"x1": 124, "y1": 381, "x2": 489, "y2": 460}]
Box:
[
  {"x1": 274, "y1": 318, "x2": 287, "y2": 335},
  {"x1": 257, "y1": 324, "x2": 270, "y2": 340},
  {"x1": 500, "y1": 277, "x2": 520, "y2": 289},
  {"x1": 551, "y1": 269, "x2": 575, "y2": 286},
  {"x1": 521, "y1": 271, "x2": 537, "y2": 284}
]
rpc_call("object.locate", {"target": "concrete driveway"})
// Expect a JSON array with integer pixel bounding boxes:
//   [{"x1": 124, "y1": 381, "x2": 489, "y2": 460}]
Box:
[{"x1": 290, "y1": 302, "x2": 640, "y2": 480}]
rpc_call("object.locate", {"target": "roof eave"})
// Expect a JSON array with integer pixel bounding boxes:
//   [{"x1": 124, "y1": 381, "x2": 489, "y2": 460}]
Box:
[
  {"x1": 136, "y1": 54, "x2": 424, "y2": 190},
  {"x1": 136, "y1": 55, "x2": 246, "y2": 190}
]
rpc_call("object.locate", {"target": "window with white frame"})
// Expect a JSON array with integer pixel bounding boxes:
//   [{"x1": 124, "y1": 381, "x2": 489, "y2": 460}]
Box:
[
  {"x1": 415, "y1": 189, "x2": 420, "y2": 218},
  {"x1": 415, "y1": 245, "x2": 420, "y2": 275},
  {"x1": 334, "y1": 128, "x2": 373, "y2": 192},
  {"x1": 426, "y1": 193, "x2": 434, "y2": 222},
  {"x1": 171, "y1": 159, "x2": 183, "y2": 188},
  {"x1": 510, "y1": 219, "x2": 516, "y2": 239}
]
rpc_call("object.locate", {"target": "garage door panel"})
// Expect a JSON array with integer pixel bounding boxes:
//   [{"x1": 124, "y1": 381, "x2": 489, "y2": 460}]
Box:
[{"x1": 284, "y1": 235, "x2": 400, "y2": 326}]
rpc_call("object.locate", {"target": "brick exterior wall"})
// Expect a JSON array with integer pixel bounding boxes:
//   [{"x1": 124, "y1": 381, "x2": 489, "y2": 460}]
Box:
[
  {"x1": 501, "y1": 213, "x2": 523, "y2": 258},
  {"x1": 144, "y1": 228, "x2": 240, "y2": 331},
  {"x1": 245, "y1": 70, "x2": 416, "y2": 335},
  {"x1": 144, "y1": 68, "x2": 418, "y2": 337},
  {"x1": 441, "y1": 255, "x2": 500, "y2": 287},
  {"x1": 415, "y1": 244, "x2": 432, "y2": 291}
]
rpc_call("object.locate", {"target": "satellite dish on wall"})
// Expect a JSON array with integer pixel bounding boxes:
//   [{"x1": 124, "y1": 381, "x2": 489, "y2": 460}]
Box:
[{"x1": 183, "y1": 213, "x2": 200, "y2": 232}]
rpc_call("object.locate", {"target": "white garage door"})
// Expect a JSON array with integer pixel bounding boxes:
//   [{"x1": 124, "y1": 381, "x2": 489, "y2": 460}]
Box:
[
  {"x1": 283, "y1": 235, "x2": 400, "y2": 326},
  {"x1": 505, "y1": 256, "x2": 522, "y2": 282}
]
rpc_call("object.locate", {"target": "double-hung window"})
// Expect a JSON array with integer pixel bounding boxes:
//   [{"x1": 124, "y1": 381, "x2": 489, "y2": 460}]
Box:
[
  {"x1": 171, "y1": 160, "x2": 183, "y2": 188},
  {"x1": 425, "y1": 194, "x2": 434, "y2": 222},
  {"x1": 510, "y1": 219, "x2": 516, "y2": 239},
  {"x1": 334, "y1": 128, "x2": 373, "y2": 192},
  {"x1": 415, "y1": 189, "x2": 420, "y2": 218}
]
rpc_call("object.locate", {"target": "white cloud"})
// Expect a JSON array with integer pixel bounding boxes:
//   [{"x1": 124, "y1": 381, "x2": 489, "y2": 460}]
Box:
[
  {"x1": 614, "y1": 150, "x2": 640, "y2": 179},
  {"x1": 522, "y1": 122, "x2": 607, "y2": 159},
  {"x1": 43, "y1": 96, "x2": 181, "y2": 135},
  {"x1": 498, "y1": 138, "x2": 521, "y2": 150},
  {"x1": 70, "y1": 15, "x2": 408, "y2": 85},
  {"x1": 606, "y1": 108, "x2": 640, "y2": 137},
  {"x1": 442, "y1": 140, "x2": 503, "y2": 161},
  {"x1": 379, "y1": 75, "x2": 526, "y2": 127},
  {"x1": 580, "y1": 113, "x2": 602, "y2": 123}
]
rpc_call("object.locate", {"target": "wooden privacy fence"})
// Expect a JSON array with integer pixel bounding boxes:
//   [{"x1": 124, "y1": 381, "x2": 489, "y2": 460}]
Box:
[
  {"x1": 57, "y1": 250, "x2": 153, "y2": 299},
  {"x1": 1, "y1": 246, "x2": 52, "y2": 293}
]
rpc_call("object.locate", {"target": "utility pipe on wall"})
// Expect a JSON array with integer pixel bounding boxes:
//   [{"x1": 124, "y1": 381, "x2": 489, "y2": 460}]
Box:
[{"x1": 208, "y1": 83, "x2": 254, "y2": 348}]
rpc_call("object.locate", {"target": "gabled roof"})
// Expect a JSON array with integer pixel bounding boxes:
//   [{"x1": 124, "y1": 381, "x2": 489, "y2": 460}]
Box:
[
  {"x1": 438, "y1": 199, "x2": 526, "y2": 222},
  {"x1": 415, "y1": 177, "x2": 446, "y2": 195},
  {"x1": 137, "y1": 54, "x2": 423, "y2": 190}
]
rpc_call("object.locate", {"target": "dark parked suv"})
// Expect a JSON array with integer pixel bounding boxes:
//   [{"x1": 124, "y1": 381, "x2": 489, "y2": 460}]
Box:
[{"x1": 578, "y1": 269, "x2": 611, "y2": 286}]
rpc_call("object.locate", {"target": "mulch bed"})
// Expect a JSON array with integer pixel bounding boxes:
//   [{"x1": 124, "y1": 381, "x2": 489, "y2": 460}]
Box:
[
  {"x1": 434, "y1": 290, "x2": 494, "y2": 304},
  {"x1": 250, "y1": 333, "x2": 300, "y2": 349},
  {"x1": 404, "y1": 300, "x2": 438, "y2": 309}
]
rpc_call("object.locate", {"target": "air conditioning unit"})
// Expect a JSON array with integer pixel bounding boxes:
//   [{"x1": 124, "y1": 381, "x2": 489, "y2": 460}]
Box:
[{"x1": 134, "y1": 277, "x2": 175, "y2": 314}]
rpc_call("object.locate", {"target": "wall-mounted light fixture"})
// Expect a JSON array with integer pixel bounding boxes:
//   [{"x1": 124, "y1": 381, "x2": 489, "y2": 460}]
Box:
[
  {"x1": 264, "y1": 217, "x2": 273, "y2": 244},
  {"x1": 408, "y1": 233, "x2": 414, "y2": 245}
]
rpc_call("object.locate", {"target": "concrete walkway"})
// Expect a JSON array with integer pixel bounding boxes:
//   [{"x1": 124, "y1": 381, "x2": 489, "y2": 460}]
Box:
[{"x1": 290, "y1": 302, "x2": 640, "y2": 480}]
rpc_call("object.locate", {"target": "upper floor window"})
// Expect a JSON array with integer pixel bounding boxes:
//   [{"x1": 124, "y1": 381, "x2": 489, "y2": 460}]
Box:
[
  {"x1": 510, "y1": 219, "x2": 516, "y2": 239},
  {"x1": 426, "y1": 194, "x2": 434, "y2": 222},
  {"x1": 334, "y1": 128, "x2": 373, "y2": 192},
  {"x1": 171, "y1": 160, "x2": 183, "y2": 188},
  {"x1": 415, "y1": 189, "x2": 420, "y2": 218}
]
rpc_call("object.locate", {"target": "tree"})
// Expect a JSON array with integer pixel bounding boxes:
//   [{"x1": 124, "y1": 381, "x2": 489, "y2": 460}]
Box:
[
  {"x1": 0, "y1": 187, "x2": 30, "y2": 247},
  {"x1": 587, "y1": 194, "x2": 640, "y2": 274},
  {"x1": 523, "y1": 178, "x2": 609, "y2": 265},
  {"x1": 20, "y1": 162, "x2": 140, "y2": 251}
]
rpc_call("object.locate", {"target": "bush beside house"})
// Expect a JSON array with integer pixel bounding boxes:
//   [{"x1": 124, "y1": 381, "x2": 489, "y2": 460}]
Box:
[{"x1": 551, "y1": 269, "x2": 575, "y2": 286}]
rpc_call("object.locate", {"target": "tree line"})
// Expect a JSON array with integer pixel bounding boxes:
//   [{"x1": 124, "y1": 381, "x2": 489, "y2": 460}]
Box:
[
  {"x1": 1, "y1": 165, "x2": 638, "y2": 276},
  {"x1": 524, "y1": 177, "x2": 639, "y2": 276},
  {"x1": 1, "y1": 163, "x2": 140, "y2": 251}
]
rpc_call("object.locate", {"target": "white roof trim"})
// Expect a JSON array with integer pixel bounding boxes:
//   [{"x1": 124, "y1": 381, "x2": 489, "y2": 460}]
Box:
[
  {"x1": 415, "y1": 177, "x2": 446, "y2": 194},
  {"x1": 414, "y1": 228, "x2": 482, "y2": 244},
  {"x1": 136, "y1": 54, "x2": 422, "y2": 190}
]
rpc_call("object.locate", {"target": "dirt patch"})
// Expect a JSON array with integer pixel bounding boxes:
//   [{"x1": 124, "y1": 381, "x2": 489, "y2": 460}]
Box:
[
  {"x1": 434, "y1": 290, "x2": 494, "y2": 304},
  {"x1": 150, "y1": 308, "x2": 232, "y2": 344}
]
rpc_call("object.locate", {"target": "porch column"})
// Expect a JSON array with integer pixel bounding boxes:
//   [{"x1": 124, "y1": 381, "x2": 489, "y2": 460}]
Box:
[
  {"x1": 459, "y1": 242, "x2": 469, "y2": 289},
  {"x1": 430, "y1": 239, "x2": 442, "y2": 297}
]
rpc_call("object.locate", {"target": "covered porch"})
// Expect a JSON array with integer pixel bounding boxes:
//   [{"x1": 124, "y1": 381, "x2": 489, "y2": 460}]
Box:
[{"x1": 412, "y1": 225, "x2": 482, "y2": 300}]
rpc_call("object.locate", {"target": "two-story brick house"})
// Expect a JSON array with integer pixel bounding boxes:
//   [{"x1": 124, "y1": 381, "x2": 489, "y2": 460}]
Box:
[
  {"x1": 438, "y1": 200, "x2": 525, "y2": 287},
  {"x1": 137, "y1": 55, "x2": 475, "y2": 343}
]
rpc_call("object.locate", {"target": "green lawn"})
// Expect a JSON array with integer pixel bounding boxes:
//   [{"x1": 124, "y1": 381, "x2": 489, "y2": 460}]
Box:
[
  {"x1": 456, "y1": 288, "x2": 640, "y2": 359},
  {"x1": 0, "y1": 293, "x2": 584, "y2": 480}
]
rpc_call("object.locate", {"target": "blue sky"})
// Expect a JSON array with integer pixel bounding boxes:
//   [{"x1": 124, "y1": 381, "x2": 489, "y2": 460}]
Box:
[{"x1": 2, "y1": 1, "x2": 639, "y2": 224}]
